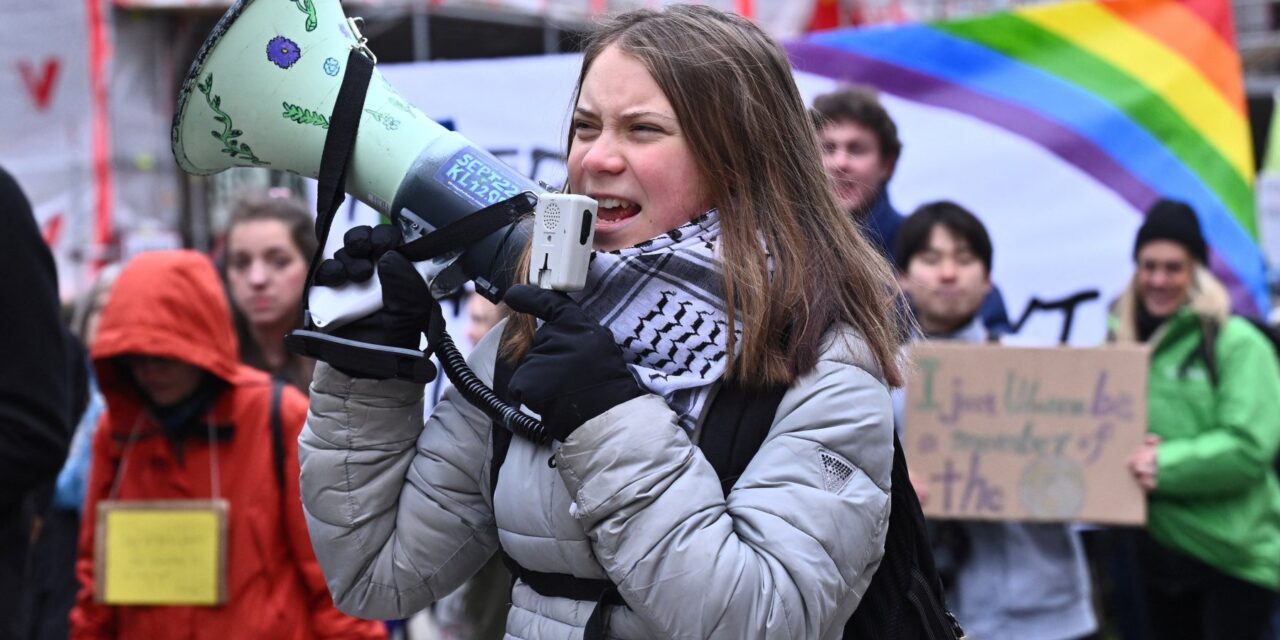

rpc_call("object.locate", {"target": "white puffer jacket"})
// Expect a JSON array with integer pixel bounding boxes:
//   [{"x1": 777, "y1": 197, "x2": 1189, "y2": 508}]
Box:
[{"x1": 298, "y1": 321, "x2": 894, "y2": 639}]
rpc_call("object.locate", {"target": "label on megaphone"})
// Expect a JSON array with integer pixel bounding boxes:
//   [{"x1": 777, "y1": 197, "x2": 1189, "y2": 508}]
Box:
[{"x1": 434, "y1": 149, "x2": 527, "y2": 212}]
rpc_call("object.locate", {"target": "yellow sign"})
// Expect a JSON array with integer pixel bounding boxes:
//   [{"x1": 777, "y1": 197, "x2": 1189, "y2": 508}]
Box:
[{"x1": 95, "y1": 499, "x2": 229, "y2": 606}]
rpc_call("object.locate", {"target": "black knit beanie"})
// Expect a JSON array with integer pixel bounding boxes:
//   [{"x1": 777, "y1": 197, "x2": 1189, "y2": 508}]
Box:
[{"x1": 1133, "y1": 198, "x2": 1207, "y2": 264}]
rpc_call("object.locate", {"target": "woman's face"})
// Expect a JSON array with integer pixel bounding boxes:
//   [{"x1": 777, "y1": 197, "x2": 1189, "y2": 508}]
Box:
[
  {"x1": 465, "y1": 293, "x2": 501, "y2": 349},
  {"x1": 569, "y1": 45, "x2": 711, "y2": 251},
  {"x1": 1135, "y1": 240, "x2": 1194, "y2": 318},
  {"x1": 129, "y1": 355, "x2": 203, "y2": 407},
  {"x1": 226, "y1": 219, "x2": 308, "y2": 329}
]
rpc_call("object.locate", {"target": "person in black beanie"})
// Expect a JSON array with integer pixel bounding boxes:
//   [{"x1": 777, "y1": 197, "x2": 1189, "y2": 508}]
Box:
[
  {"x1": 1105, "y1": 197, "x2": 1280, "y2": 640},
  {"x1": 1127, "y1": 198, "x2": 1210, "y2": 342},
  {"x1": 0, "y1": 166, "x2": 73, "y2": 639},
  {"x1": 1133, "y1": 198, "x2": 1209, "y2": 265}
]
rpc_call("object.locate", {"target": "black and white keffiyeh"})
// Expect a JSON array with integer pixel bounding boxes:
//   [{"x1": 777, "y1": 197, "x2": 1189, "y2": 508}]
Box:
[{"x1": 569, "y1": 211, "x2": 733, "y2": 433}]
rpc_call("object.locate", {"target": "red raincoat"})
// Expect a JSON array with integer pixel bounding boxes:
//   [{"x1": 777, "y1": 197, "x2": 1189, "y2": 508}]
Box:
[{"x1": 70, "y1": 250, "x2": 385, "y2": 640}]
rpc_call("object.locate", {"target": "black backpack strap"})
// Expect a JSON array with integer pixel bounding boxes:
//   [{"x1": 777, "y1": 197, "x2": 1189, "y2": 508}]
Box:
[
  {"x1": 699, "y1": 378, "x2": 788, "y2": 497},
  {"x1": 1246, "y1": 316, "x2": 1280, "y2": 357},
  {"x1": 497, "y1": 548, "x2": 623, "y2": 638},
  {"x1": 1202, "y1": 317, "x2": 1220, "y2": 387},
  {"x1": 1180, "y1": 316, "x2": 1221, "y2": 387},
  {"x1": 846, "y1": 430, "x2": 964, "y2": 639},
  {"x1": 891, "y1": 431, "x2": 964, "y2": 638},
  {"x1": 1186, "y1": 315, "x2": 1280, "y2": 389},
  {"x1": 487, "y1": 330, "x2": 623, "y2": 640},
  {"x1": 270, "y1": 378, "x2": 286, "y2": 491}
]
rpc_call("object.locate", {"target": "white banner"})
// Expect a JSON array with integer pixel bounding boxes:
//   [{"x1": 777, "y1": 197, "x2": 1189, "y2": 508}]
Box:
[
  {"x1": 342, "y1": 53, "x2": 1135, "y2": 346},
  {"x1": 112, "y1": 1, "x2": 821, "y2": 40},
  {"x1": 1, "y1": 0, "x2": 112, "y2": 298}
]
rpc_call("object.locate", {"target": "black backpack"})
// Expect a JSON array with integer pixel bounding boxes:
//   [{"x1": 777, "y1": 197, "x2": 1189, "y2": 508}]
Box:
[{"x1": 489, "y1": 353, "x2": 964, "y2": 640}]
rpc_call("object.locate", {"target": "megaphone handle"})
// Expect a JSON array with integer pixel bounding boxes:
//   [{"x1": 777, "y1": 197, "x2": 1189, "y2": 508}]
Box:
[{"x1": 285, "y1": 330, "x2": 437, "y2": 383}]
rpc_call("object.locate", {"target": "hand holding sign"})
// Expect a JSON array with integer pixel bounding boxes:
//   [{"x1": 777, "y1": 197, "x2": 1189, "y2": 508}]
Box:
[{"x1": 1128, "y1": 434, "x2": 1161, "y2": 493}]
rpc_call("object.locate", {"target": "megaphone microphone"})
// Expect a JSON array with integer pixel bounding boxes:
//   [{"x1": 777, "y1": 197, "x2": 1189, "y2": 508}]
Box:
[{"x1": 171, "y1": 0, "x2": 595, "y2": 443}]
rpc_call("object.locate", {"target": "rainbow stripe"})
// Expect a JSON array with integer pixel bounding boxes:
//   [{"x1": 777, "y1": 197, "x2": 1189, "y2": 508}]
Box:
[{"x1": 790, "y1": 0, "x2": 1267, "y2": 315}]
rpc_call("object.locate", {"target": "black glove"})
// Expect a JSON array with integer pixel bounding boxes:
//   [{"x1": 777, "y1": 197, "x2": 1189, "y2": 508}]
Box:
[
  {"x1": 288, "y1": 225, "x2": 437, "y2": 381},
  {"x1": 332, "y1": 250, "x2": 436, "y2": 352},
  {"x1": 314, "y1": 224, "x2": 402, "y2": 287},
  {"x1": 503, "y1": 284, "x2": 644, "y2": 442}
]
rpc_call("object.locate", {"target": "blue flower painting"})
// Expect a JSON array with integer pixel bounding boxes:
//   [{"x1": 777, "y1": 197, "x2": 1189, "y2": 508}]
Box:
[
  {"x1": 324, "y1": 57, "x2": 340, "y2": 76},
  {"x1": 266, "y1": 36, "x2": 301, "y2": 69}
]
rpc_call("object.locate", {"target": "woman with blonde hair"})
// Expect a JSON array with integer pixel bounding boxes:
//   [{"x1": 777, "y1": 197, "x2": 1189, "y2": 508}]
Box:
[
  {"x1": 299, "y1": 5, "x2": 910, "y2": 638},
  {"x1": 1110, "y1": 199, "x2": 1280, "y2": 639}
]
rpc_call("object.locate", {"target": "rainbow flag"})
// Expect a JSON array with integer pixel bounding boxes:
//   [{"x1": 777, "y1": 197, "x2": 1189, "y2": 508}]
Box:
[{"x1": 790, "y1": 0, "x2": 1267, "y2": 316}]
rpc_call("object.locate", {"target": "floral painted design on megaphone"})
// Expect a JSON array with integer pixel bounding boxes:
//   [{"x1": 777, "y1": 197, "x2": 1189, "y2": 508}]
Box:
[
  {"x1": 197, "y1": 73, "x2": 268, "y2": 167},
  {"x1": 266, "y1": 36, "x2": 302, "y2": 69}
]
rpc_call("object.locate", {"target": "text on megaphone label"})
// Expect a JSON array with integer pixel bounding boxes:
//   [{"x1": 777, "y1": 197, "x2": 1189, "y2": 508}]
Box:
[{"x1": 436, "y1": 149, "x2": 525, "y2": 210}]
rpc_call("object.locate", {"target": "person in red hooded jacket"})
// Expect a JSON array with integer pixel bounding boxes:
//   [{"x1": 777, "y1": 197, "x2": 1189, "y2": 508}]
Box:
[{"x1": 69, "y1": 250, "x2": 385, "y2": 640}]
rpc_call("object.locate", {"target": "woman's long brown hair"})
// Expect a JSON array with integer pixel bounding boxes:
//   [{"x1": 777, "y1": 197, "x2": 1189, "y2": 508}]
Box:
[{"x1": 502, "y1": 5, "x2": 907, "y2": 388}]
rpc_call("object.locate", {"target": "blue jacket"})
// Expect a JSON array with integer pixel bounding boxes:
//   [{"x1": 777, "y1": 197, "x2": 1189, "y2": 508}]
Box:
[
  {"x1": 54, "y1": 367, "x2": 103, "y2": 512},
  {"x1": 864, "y1": 190, "x2": 903, "y2": 261},
  {"x1": 894, "y1": 316, "x2": 1097, "y2": 639}
]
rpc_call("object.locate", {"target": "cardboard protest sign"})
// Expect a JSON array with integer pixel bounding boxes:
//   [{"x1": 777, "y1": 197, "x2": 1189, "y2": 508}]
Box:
[{"x1": 905, "y1": 343, "x2": 1148, "y2": 525}]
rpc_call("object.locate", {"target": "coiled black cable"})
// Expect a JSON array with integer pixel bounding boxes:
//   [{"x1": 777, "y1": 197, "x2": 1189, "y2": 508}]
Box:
[{"x1": 433, "y1": 330, "x2": 549, "y2": 445}]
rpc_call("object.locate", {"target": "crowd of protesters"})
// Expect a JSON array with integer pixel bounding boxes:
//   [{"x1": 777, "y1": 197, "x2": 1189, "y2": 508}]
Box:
[
  {"x1": 3, "y1": 4, "x2": 1280, "y2": 639},
  {"x1": 817, "y1": 86, "x2": 1280, "y2": 640}
]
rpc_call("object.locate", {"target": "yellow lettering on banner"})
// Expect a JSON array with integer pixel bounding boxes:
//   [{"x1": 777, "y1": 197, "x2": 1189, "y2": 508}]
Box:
[{"x1": 97, "y1": 500, "x2": 228, "y2": 606}]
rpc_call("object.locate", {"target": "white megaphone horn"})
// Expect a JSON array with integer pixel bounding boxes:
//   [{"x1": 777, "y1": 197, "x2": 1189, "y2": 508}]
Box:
[{"x1": 170, "y1": 0, "x2": 596, "y2": 335}]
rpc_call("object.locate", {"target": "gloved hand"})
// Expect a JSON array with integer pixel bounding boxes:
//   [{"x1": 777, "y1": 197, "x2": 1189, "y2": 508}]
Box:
[
  {"x1": 503, "y1": 284, "x2": 644, "y2": 442},
  {"x1": 314, "y1": 224, "x2": 403, "y2": 287},
  {"x1": 332, "y1": 250, "x2": 436, "y2": 352},
  {"x1": 288, "y1": 224, "x2": 437, "y2": 381}
]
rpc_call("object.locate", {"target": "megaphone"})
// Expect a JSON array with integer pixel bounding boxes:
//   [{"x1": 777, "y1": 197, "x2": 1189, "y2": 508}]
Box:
[{"x1": 171, "y1": 0, "x2": 596, "y2": 333}]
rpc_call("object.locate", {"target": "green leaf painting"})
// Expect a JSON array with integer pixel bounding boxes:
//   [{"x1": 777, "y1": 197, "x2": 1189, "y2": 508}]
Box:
[
  {"x1": 282, "y1": 102, "x2": 330, "y2": 129},
  {"x1": 293, "y1": 0, "x2": 318, "y2": 32},
  {"x1": 364, "y1": 109, "x2": 401, "y2": 131},
  {"x1": 198, "y1": 73, "x2": 269, "y2": 166}
]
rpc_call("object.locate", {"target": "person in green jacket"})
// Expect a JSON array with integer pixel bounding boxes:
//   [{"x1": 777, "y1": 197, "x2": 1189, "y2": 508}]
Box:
[{"x1": 1109, "y1": 198, "x2": 1280, "y2": 639}]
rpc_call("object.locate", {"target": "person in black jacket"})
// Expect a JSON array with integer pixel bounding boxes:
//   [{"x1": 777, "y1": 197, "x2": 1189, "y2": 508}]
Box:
[{"x1": 0, "y1": 166, "x2": 73, "y2": 640}]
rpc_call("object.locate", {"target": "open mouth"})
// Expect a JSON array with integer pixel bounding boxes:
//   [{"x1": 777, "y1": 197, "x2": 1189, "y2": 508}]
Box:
[{"x1": 596, "y1": 196, "x2": 642, "y2": 226}]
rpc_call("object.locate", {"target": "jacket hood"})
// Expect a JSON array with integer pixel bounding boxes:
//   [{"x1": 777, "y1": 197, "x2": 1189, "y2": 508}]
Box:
[
  {"x1": 91, "y1": 250, "x2": 240, "y2": 399},
  {"x1": 1110, "y1": 264, "x2": 1231, "y2": 344}
]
